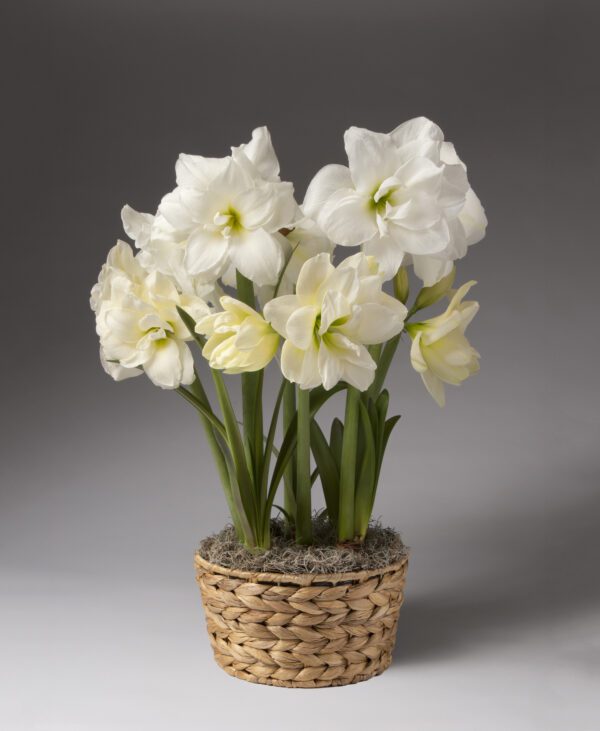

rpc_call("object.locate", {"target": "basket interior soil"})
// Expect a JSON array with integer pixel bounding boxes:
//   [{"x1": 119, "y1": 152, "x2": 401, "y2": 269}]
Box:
[{"x1": 198, "y1": 516, "x2": 408, "y2": 574}]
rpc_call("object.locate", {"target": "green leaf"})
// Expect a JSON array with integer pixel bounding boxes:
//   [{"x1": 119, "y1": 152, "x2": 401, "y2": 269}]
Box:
[
  {"x1": 411, "y1": 267, "x2": 456, "y2": 314},
  {"x1": 266, "y1": 383, "x2": 344, "y2": 515},
  {"x1": 310, "y1": 418, "x2": 340, "y2": 527},
  {"x1": 330, "y1": 418, "x2": 344, "y2": 473},
  {"x1": 354, "y1": 400, "x2": 377, "y2": 539},
  {"x1": 175, "y1": 386, "x2": 228, "y2": 440}
]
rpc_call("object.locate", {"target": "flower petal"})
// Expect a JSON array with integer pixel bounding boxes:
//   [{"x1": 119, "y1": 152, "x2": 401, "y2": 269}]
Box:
[
  {"x1": 421, "y1": 369, "x2": 446, "y2": 407},
  {"x1": 344, "y1": 127, "x2": 398, "y2": 193},
  {"x1": 228, "y1": 228, "x2": 284, "y2": 286},
  {"x1": 175, "y1": 155, "x2": 230, "y2": 189},
  {"x1": 389, "y1": 117, "x2": 444, "y2": 147},
  {"x1": 263, "y1": 294, "x2": 300, "y2": 337},
  {"x1": 319, "y1": 188, "x2": 377, "y2": 246},
  {"x1": 143, "y1": 338, "x2": 185, "y2": 390},
  {"x1": 233, "y1": 126, "x2": 280, "y2": 181},
  {"x1": 295, "y1": 252, "x2": 334, "y2": 304},
  {"x1": 285, "y1": 305, "x2": 318, "y2": 349},
  {"x1": 362, "y1": 235, "x2": 405, "y2": 280},
  {"x1": 281, "y1": 340, "x2": 321, "y2": 389},
  {"x1": 303, "y1": 164, "x2": 353, "y2": 220},
  {"x1": 412, "y1": 254, "x2": 454, "y2": 286},
  {"x1": 184, "y1": 229, "x2": 229, "y2": 280}
]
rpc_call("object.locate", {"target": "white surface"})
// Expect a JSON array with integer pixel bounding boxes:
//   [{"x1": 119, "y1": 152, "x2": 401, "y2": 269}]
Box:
[{"x1": 2, "y1": 562, "x2": 597, "y2": 731}]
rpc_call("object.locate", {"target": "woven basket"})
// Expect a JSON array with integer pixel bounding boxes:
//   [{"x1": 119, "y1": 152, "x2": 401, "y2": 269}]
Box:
[{"x1": 195, "y1": 553, "x2": 409, "y2": 688}]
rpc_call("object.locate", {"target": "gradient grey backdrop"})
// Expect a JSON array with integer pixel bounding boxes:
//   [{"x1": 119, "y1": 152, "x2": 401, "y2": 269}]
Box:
[{"x1": 1, "y1": 1, "x2": 598, "y2": 729}]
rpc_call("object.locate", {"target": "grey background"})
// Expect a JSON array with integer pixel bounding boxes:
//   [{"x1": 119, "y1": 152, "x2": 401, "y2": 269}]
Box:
[{"x1": 1, "y1": 1, "x2": 598, "y2": 729}]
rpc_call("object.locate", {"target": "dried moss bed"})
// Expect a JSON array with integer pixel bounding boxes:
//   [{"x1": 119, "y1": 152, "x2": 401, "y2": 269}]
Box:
[{"x1": 198, "y1": 517, "x2": 408, "y2": 574}]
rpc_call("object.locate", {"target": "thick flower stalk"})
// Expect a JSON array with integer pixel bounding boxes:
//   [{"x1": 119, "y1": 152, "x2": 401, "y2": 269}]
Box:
[
  {"x1": 264, "y1": 252, "x2": 407, "y2": 391},
  {"x1": 91, "y1": 241, "x2": 209, "y2": 389},
  {"x1": 407, "y1": 281, "x2": 480, "y2": 406},
  {"x1": 195, "y1": 296, "x2": 279, "y2": 374},
  {"x1": 303, "y1": 117, "x2": 487, "y2": 285}
]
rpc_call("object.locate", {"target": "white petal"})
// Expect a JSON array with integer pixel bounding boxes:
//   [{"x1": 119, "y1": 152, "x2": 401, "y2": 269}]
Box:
[
  {"x1": 319, "y1": 290, "x2": 352, "y2": 333},
  {"x1": 229, "y1": 228, "x2": 284, "y2": 286},
  {"x1": 317, "y1": 343, "x2": 344, "y2": 391},
  {"x1": 159, "y1": 189, "x2": 199, "y2": 230},
  {"x1": 121, "y1": 205, "x2": 154, "y2": 249},
  {"x1": 362, "y1": 235, "x2": 405, "y2": 280},
  {"x1": 233, "y1": 126, "x2": 280, "y2": 181},
  {"x1": 344, "y1": 127, "x2": 398, "y2": 193},
  {"x1": 175, "y1": 154, "x2": 230, "y2": 189},
  {"x1": 184, "y1": 229, "x2": 229, "y2": 280},
  {"x1": 285, "y1": 305, "x2": 318, "y2": 349},
  {"x1": 389, "y1": 117, "x2": 444, "y2": 147},
  {"x1": 281, "y1": 340, "x2": 321, "y2": 389},
  {"x1": 388, "y1": 217, "x2": 450, "y2": 256},
  {"x1": 143, "y1": 339, "x2": 184, "y2": 389},
  {"x1": 303, "y1": 164, "x2": 353, "y2": 220},
  {"x1": 319, "y1": 188, "x2": 377, "y2": 246},
  {"x1": 235, "y1": 185, "x2": 279, "y2": 230},
  {"x1": 295, "y1": 252, "x2": 334, "y2": 304},
  {"x1": 421, "y1": 369, "x2": 446, "y2": 407},
  {"x1": 458, "y1": 188, "x2": 487, "y2": 247},
  {"x1": 410, "y1": 332, "x2": 428, "y2": 373},
  {"x1": 100, "y1": 347, "x2": 142, "y2": 381},
  {"x1": 263, "y1": 294, "x2": 300, "y2": 337},
  {"x1": 341, "y1": 300, "x2": 406, "y2": 344},
  {"x1": 412, "y1": 255, "x2": 454, "y2": 286}
]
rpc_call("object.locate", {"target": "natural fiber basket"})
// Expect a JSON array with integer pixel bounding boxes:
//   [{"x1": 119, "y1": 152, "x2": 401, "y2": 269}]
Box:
[{"x1": 195, "y1": 553, "x2": 409, "y2": 688}]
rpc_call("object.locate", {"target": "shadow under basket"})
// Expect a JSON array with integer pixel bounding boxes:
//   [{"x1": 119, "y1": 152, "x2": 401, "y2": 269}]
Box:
[{"x1": 194, "y1": 553, "x2": 409, "y2": 688}]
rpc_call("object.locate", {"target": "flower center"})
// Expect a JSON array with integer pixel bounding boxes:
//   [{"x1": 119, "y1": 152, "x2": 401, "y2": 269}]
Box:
[{"x1": 214, "y1": 207, "x2": 243, "y2": 238}]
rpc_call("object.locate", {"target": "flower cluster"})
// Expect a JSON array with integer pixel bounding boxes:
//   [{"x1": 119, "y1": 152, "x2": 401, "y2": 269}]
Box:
[
  {"x1": 91, "y1": 118, "x2": 487, "y2": 550},
  {"x1": 92, "y1": 118, "x2": 485, "y2": 401}
]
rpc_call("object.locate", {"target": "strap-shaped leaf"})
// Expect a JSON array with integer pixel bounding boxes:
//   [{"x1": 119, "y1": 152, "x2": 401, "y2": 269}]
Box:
[
  {"x1": 354, "y1": 400, "x2": 377, "y2": 538},
  {"x1": 330, "y1": 418, "x2": 344, "y2": 473},
  {"x1": 310, "y1": 418, "x2": 340, "y2": 526}
]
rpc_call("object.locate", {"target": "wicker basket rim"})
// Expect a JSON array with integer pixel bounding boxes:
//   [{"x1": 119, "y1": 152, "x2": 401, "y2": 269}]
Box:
[{"x1": 195, "y1": 551, "x2": 409, "y2": 586}]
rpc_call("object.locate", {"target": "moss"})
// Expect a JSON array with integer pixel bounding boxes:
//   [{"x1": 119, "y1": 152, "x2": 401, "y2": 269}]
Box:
[{"x1": 198, "y1": 515, "x2": 408, "y2": 574}]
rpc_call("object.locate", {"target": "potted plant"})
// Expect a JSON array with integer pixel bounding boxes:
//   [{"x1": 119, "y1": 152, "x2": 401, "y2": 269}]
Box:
[{"x1": 91, "y1": 119, "x2": 486, "y2": 687}]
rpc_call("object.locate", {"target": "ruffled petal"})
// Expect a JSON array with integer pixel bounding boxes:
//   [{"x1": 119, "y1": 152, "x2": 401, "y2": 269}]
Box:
[
  {"x1": 319, "y1": 188, "x2": 377, "y2": 246},
  {"x1": 303, "y1": 164, "x2": 353, "y2": 220},
  {"x1": 184, "y1": 229, "x2": 229, "y2": 280},
  {"x1": 229, "y1": 228, "x2": 284, "y2": 286}
]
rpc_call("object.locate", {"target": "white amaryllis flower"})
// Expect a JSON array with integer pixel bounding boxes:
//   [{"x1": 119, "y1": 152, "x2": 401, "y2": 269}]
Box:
[
  {"x1": 121, "y1": 205, "x2": 222, "y2": 304},
  {"x1": 406, "y1": 281, "x2": 480, "y2": 407},
  {"x1": 264, "y1": 252, "x2": 407, "y2": 391},
  {"x1": 303, "y1": 117, "x2": 487, "y2": 284},
  {"x1": 254, "y1": 216, "x2": 334, "y2": 304},
  {"x1": 92, "y1": 241, "x2": 210, "y2": 389},
  {"x1": 195, "y1": 297, "x2": 279, "y2": 374},
  {"x1": 155, "y1": 127, "x2": 299, "y2": 287}
]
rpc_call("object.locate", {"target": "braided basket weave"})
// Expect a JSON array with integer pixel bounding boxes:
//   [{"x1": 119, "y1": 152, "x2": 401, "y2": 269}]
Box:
[{"x1": 195, "y1": 553, "x2": 408, "y2": 688}]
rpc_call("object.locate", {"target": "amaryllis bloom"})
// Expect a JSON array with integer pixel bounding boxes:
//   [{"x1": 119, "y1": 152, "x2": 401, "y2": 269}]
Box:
[
  {"x1": 255, "y1": 216, "x2": 334, "y2": 304},
  {"x1": 154, "y1": 127, "x2": 299, "y2": 287},
  {"x1": 92, "y1": 241, "x2": 210, "y2": 389},
  {"x1": 121, "y1": 205, "x2": 221, "y2": 305},
  {"x1": 264, "y1": 252, "x2": 407, "y2": 391},
  {"x1": 406, "y1": 281, "x2": 480, "y2": 407},
  {"x1": 303, "y1": 117, "x2": 486, "y2": 284},
  {"x1": 195, "y1": 297, "x2": 279, "y2": 374}
]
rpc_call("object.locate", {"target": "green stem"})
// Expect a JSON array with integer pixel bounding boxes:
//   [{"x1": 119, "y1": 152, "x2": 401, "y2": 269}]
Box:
[
  {"x1": 211, "y1": 368, "x2": 258, "y2": 547},
  {"x1": 282, "y1": 380, "x2": 296, "y2": 524},
  {"x1": 235, "y1": 270, "x2": 263, "y2": 484},
  {"x1": 295, "y1": 387, "x2": 312, "y2": 544},
  {"x1": 368, "y1": 334, "x2": 400, "y2": 399},
  {"x1": 338, "y1": 386, "x2": 360, "y2": 542}
]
